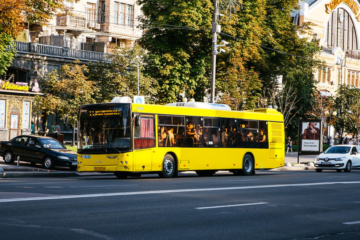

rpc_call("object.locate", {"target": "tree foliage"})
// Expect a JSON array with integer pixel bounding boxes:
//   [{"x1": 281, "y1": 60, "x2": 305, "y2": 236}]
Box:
[
  {"x1": 87, "y1": 45, "x2": 158, "y2": 104},
  {"x1": 138, "y1": 0, "x2": 213, "y2": 103},
  {"x1": 0, "y1": 33, "x2": 16, "y2": 75}
]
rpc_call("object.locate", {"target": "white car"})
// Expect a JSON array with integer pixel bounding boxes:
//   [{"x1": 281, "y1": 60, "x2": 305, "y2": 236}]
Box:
[{"x1": 314, "y1": 145, "x2": 360, "y2": 172}]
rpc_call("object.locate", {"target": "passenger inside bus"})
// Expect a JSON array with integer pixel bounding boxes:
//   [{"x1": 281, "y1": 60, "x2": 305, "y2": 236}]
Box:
[
  {"x1": 259, "y1": 128, "x2": 266, "y2": 142},
  {"x1": 221, "y1": 126, "x2": 228, "y2": 147},
  {"x1": 158, "y1": 126, "x2": 167, "y2": 147},
  {"x1": 212, "y1": 129, "x2": 220, "y2": 147},
  {"x1": 203, "y1": 127, "x2": 211, "y2": 146},
  {"x1": 228, "y1": 127, "x2": 237, "y2": 147},
  {"x1": 164, "y1": 128, "x2": 176, "y2": 147}
]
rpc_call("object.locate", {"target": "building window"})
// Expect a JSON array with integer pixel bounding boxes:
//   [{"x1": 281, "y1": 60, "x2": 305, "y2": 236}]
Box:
[
  {"x1": 114, "y1": 2, "x2": 133, "y2": 26},
  {"x1": 318, "y1": 69, "x2": 322, "y2": 82},
  {"x1": 327, "y1": 8, "x2": 358, "y2": 50},
  {"x1": 327, "y1": 68, "x2": 331, "y2": 84},
  {"x1": 322, "y1": 68, "x2": 326, "y2": 83},
  {"x1": 87, "y1": 3, "x2": 96, "y2": 24},
  {"x1": 338, "y1": 69, "x2": 341, "y2": 85},
  {"x1": 99, "y1": 1, "x2": 105, "y2": 23}
]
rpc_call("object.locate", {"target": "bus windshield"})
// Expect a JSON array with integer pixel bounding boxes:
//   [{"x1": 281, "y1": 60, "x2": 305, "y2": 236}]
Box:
[{"x1": 78, "y1": 104, "x2": 131, "y2": 154}]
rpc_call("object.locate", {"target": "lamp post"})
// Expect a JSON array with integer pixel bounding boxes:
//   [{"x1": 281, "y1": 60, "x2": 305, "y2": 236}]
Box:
[{"x1": 136, "y1": 56, "x2": 140, "y2": 96}]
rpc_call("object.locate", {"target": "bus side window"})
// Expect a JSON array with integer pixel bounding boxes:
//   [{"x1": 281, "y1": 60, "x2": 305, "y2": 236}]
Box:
[
  {"x1": 158, "y1": 115, "x2": 185, "y2": 147},
  {"x1": 134, "y1": 116, "x2": 155, "y2": 149},
  {"x1": 238, "y1": 120, "x2": 259, "y2": 148},
  {"x1": 204, "y1": 118, "x2": 220, "y2": 147},
  {"x1": 259, "y1": 121, "x2": 268, "y2": 148},
  {"x1": 185, "y1": 117, "x2": 203, "y2": 147},
  {"x1": 221, "y1": 119, "x2": 236, "y2": 148}
]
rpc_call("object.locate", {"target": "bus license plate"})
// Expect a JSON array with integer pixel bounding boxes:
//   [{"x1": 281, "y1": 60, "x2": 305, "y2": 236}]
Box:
[{"x1": 94, "y1": 167, "x2": 105, "y2": 171}]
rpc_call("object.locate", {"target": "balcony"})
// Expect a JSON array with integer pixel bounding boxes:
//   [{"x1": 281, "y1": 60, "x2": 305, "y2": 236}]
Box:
[
  {"x1": 345, "y1": 50, "x2": 360, "y2": 60},
  {"x1": 57, "y1": 14, "x2": 87, "y2": 28},
  {"x1": 15, "y1": 41, "x2": 111, "y2": 62}
]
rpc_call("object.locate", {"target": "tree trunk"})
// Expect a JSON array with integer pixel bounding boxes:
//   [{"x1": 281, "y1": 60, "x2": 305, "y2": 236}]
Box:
[{"x1": 72, "y1": 124, "x2": 76, "y2": 146}]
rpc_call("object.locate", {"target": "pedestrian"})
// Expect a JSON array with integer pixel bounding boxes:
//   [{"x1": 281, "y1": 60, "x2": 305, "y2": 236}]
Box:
[
  {"x1": 286, "y1": 136, "x2": 293, "y2": 155},
  {"x1": 329, "y1": 137, "x2": 334, "y2": 147},
  {"x1": 55, "y1": 122, "x2": 61, "y2": 138}
]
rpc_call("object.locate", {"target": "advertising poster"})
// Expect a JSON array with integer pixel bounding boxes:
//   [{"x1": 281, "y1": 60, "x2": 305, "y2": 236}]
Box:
[
  {"x1": 0, "y1": 100, "x2": 5, "y2": 128},
  {"x1": 11, "y1": 115, "x2": 18, "y2": 129},
  {"x1": 23, "y1": 101, "x2": 30, "y2": 129},
  {"x1": 301, "y1": 121, "x2": 322, "y2": 152}
]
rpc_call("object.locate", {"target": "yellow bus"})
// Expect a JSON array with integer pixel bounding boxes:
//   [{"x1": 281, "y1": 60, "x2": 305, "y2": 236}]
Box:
[{"x1": 77, "y1": 99, "x2": 284, "y2": 178}]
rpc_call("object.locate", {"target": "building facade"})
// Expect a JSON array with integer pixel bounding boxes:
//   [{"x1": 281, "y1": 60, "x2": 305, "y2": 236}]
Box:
[
  {"x1": 0, "y1": 0, "x2": 142, "y2": 141},
  {"x1": 293, "y1": 0, "x2": 360, "y2": 96}
]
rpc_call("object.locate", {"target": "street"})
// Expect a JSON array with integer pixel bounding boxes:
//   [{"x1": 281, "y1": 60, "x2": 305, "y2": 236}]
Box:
[{"x1": 1, "y1": 170, "x2": 360, "y2": 239}]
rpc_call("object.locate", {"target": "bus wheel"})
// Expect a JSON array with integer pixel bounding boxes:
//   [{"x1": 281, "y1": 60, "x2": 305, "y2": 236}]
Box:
[
  {"x1": 159, "y1": 154, "x2": 176, "y2": 178},
  {"x1": 241, "y1": 154, "x2": 254, "y2": 176},
  {"x1": 114, "y1": 172, "x2": 128, "y2": 179},
  {"x1": 196, "y1": 170, "x2": 216, "y2": 177}
]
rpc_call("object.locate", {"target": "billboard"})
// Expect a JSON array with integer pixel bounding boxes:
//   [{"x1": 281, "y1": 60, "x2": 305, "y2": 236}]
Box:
[{"x1": 299, "y1": 120, "x2": 322, "y2": 154}]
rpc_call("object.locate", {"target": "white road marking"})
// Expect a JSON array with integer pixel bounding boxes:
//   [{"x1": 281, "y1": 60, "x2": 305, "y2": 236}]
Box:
[
  {"x1": 343, "y1": 221, "x2": 360, "y2": 225},
  {"x1": 196, "y1": 202, "x2": 268, "y2": 210},
  {"x1": 0, "y1": 181, "x2": 360, "y2": 203}
]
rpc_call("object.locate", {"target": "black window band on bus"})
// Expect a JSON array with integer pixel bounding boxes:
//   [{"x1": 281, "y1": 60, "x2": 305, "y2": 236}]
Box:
[{"x1": 157, "y1": 115, "x2": 269, "y2": 149}]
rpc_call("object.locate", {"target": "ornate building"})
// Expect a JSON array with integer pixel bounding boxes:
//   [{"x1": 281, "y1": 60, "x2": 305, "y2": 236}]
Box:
[{"x1": 293, "y1": 0, "x2": 360, "y2": 96}]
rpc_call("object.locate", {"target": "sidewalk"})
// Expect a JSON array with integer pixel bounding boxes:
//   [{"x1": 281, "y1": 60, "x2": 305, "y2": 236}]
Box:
[{"x1": 274, "y1": 152, "x2": 316, "y2": 171}]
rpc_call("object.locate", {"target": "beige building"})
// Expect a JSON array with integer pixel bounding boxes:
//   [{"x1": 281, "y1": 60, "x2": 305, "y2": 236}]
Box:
[
  {"x1": 293, "y1": 0, "x2": 360, "y2": 96},
  {"x1": 21, "y1": 0, "x2": 142, "y2": 53}
]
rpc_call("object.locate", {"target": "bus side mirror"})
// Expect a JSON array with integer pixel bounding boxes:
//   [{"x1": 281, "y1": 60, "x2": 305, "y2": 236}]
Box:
[{"x1": 135, "y1": 116, "x2": 141, "y2": 126}]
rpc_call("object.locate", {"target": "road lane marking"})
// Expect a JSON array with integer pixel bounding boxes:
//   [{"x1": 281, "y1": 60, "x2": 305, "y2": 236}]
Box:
[
  {"x1": 196, "y1": 202, "x2": 268, "y2": 210},
  {"x1": 1, "y1": 181, "x2": 360, "y2": 203},
  {"x1": 343, "y1": 221, "x2": 360, "y2": 225}
]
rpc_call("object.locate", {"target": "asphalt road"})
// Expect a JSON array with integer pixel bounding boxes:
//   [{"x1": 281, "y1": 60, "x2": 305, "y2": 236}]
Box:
[{"x1": 1, "y1": 170, "x2": 360, "y2": 240}]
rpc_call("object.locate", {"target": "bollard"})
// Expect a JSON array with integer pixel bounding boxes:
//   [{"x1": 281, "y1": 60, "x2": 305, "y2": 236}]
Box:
[{"x1": 17, "y1": 156, "x2": 20, "y2": 167}]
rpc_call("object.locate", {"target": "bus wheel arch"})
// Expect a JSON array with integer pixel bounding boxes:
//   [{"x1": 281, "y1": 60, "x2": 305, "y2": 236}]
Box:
[{"x1": 158, "y1": 152, "x2": 178, "y2": 178}]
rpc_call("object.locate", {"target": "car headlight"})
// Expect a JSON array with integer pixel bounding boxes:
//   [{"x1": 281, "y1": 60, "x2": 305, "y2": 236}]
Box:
[
  {"x1": 335, "y1": 157, "x2": 346, "y2": 161},
  {"x1": 315, "y1": 157, "x2": 320, "y2": 161},
  {"x1": 58, "y1": 156, "x2": 70, "y2": 160}
]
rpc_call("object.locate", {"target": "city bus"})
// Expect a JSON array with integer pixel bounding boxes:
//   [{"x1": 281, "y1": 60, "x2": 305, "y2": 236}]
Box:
[{"x1": 77, "y1": 97, "x2": 284, "y2": 178}]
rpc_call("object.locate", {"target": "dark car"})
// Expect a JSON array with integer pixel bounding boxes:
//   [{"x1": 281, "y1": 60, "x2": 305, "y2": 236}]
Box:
[{"x1": 0, "y1": 135, "x2": 77, "y2": 170}]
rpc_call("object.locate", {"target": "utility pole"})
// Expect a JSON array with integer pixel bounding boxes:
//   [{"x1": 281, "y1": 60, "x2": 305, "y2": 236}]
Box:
[{"x1": 210, "y1": 0, "x2": 219, "y2": 103}]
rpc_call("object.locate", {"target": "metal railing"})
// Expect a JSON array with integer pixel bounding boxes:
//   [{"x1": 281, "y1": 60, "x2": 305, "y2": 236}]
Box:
[
  {"x1": 346, "y1": 50, "x2": 360, "y2": 60},
  {"x1": 57, "y1": 14, "x2": 87, "y2": 28},
  {"x1": 15, "y1": 41, "x2": 112, "y2": 62}
]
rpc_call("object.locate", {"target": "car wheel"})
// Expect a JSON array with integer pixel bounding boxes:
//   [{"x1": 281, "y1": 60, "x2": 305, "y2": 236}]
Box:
[
  {"x1": 344, "y1": 161, "x2": 352, "y2": 172},
  {"x1": 69, "y1": 166, "x2": 77, "y2": 171},
  {"x1": 315, "y1": 169, "x2": 322, "y2": 172},
  {"x1": 43, "y1": 157, "x2": 54, "y2": 169},
  {"x1": 158, "y1": 154, "x2": 176, "y2": 178},
  {"x1": 4, "y1": 151, "x2": 14, "y2": 164},
  {"x1": 336, "y1": 169, "x2": 342, "y2": 172},
  {"x1": 196, "y1": 170, "x2": 216, "y2": 177},
  {"x1": 241, "y1": 154, "x2": 254, "y2": 175},
  {"x1": 114, "y1": 172, "x2": 128, "y2": 179}
]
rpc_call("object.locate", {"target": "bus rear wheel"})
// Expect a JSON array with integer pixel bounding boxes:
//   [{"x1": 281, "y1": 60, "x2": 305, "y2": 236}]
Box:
[
  {"x1": 196, "y1": 170, "x2": 216, "y2": 177},
  {"x1": 241, "y1": 154, "x2": 254, "y2": 175},
  {"x1": 159, "y1": 154, "x2": 176, "y2": 178}
]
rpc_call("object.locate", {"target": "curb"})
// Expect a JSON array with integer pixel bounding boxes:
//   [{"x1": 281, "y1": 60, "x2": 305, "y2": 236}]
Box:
[
  {"x1": 271, "y1": 166, "x2": 316, "y2": 171},
  {"x1": 0, "y1": 172, "x2": 78, "y2": 178}
]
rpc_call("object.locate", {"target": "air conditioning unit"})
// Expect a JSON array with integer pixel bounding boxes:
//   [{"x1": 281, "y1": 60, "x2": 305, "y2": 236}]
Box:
[
  {"x1": 87, "y1": 22, "x2": 95, "y2": 28},
  {"x1": 95, "y1": 23, "x2": 100, "y2": 29},
  {"x1": 120, "y1": 42, "x2": 125, "y2": 48}
]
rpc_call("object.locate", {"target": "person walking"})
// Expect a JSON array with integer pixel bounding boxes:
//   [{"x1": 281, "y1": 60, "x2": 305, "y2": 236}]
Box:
[
  {"x1": 55, "y1": 123, "x2": 61, "y2": 139},
  {"x1": 329, "y1": 137, "x2": 334, "y2": 147},
  {"x1": 286, "y1": 137, "x2": 293, "y2": 155}
]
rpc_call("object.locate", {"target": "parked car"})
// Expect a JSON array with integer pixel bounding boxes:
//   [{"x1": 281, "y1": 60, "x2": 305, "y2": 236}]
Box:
[
  {"x1": 0, "y1": 135, "x2": 77, "y2": 170},
  {"x1": 314, "y1": 145, "x2": 360, "y2": 172}
]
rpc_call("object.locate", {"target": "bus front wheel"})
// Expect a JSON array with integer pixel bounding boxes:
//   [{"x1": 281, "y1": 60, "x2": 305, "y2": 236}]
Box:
[{"x1": 159, "y1": 154, "x2": 176, "y2": 178}]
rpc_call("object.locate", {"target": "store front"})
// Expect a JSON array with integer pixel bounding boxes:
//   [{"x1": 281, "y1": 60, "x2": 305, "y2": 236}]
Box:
[{"x1": 0, "y1": 81, "x2": 42, "y2": 141}]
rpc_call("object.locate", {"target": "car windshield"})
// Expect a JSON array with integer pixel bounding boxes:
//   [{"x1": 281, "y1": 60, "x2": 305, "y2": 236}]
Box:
[
  {"x1": 78, "y1": 104, "x2": 131, "y2": 154},
  {"x1": 324, "y1": 146, "x2": 351, "y2": 154},
  {"x1": 39, "y1": 139, "x2": 65, "y2": 149}
]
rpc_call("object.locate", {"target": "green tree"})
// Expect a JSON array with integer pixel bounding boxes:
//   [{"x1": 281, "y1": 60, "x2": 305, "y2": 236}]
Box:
[
  {"x1": 137, "y1": 0, "x2": 213, "y2": 103},
  {"x1": 87, "y1": 45, "x2": 158, "y2": 103},
  {"x1": 39, "y1": 60, "x2": 97, "y2": 145},
  {"x1": 0, "y1": 33, "x2": 16, "y2": 75}
]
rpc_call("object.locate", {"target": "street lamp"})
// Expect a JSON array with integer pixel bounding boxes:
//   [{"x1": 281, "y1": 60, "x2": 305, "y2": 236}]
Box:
[{"x1": 336, "y1": 56, "x2": 347, "y2": 85}]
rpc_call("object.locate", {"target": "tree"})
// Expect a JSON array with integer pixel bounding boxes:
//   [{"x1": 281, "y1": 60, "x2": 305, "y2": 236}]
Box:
[
  {"x1": 87, "y1": 45, "x2": 158, "y2": 103},
  {"x1": 40, "y1": 60, "x2": 97, "y2": 145},
  {"x1": 33, "y1": 93, "x2": 61, "y2": 132},
  {"x1": 137, "y1": 0, "x2": 213, "y2": 103},
  {"x1": 0, "y1": 33, "x2": 16, "y2": 75}
]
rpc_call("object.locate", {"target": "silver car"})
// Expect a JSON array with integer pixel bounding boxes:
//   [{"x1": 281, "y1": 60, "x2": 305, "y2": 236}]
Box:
[{"x1": 314, "y1": 145, "x2": 360, "y2": 172}]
